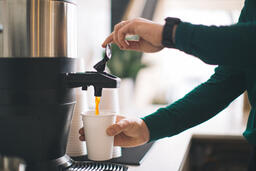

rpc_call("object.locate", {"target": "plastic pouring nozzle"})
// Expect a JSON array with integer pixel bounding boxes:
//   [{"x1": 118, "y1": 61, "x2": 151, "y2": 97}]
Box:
[{"x1": 94, "y1": 87, "x2": 103, "y2": 97}]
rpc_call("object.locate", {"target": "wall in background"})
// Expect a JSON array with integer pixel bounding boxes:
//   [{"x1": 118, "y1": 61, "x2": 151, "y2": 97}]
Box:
[
  {"x1": 111, "y1": 0, "x2": 130, "y2": 31},
  {"x1": 76, "y1": 0, "x2": 111, "y2": 107},
  {"x1": 135, "y1": 0, "x2": 244, "y2": 108},
  {"x1": 76, "y1": 0, "x2": 110, "y2": 70}
]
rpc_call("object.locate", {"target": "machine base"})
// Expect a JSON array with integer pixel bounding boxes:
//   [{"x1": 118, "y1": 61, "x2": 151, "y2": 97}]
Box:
[{"x1": 25, "y1": 155, "x2": 128, "y2": 171}]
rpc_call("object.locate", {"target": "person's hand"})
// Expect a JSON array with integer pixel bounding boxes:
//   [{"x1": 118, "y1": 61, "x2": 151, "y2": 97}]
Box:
[
  {"x1": 102, "y1": 18, "x2": 164, "y2": 53},
  {"x1": 79, "y1": 115, "x2": 150, "y2": 148}
]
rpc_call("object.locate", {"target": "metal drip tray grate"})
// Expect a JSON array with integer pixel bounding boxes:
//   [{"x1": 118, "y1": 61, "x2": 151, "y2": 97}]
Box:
[{"x1": 67, "y1": 161, "x2": 128, "y2": 171}]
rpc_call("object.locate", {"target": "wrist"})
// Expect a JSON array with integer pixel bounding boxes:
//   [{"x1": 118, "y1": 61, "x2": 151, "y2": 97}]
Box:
[{"x1": 140, "y1": 119, "x2": 150, "y2": 143}]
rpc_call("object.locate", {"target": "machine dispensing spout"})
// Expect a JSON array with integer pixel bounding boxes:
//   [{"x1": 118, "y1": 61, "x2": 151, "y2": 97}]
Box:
[
  {"x1": 64, "y1": 71, "x2": 120, "y2": 96},
  {"x1": 94, "y1": 87, "x2": 103, "y2": 97}
]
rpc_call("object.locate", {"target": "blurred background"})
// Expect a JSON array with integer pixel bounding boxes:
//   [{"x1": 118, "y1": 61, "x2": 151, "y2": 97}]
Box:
[{"x1": 75, "y1": 0, "x2": 248, "y2": 119}]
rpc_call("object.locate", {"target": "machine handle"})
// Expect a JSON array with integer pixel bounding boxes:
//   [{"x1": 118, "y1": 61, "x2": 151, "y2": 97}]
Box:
[{"x1": 93, "y1": 44, "x2": 112, "y2": 72}]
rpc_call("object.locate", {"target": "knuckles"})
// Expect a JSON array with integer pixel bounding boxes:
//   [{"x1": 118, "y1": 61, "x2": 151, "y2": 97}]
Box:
[{"x1": 113, "y1": 124, "x2": 122, "y2": 132}]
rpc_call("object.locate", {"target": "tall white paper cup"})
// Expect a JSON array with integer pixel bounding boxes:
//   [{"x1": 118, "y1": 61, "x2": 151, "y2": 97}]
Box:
[
  {"x1": 81, "y1": 110, "x2": 116, "y2": 161},
  {"x1": 66, "y1": 58, "x2": 88, "y2": 156},
  {"x1": 66, "y1": 88, "x2": 88, "y2": 156},
  {"x1": 98, "y1": 88, "x2": 122, "y2": 158},
  {"x1": 99, "y1": 88, "x2": 119, "y2": 113}
]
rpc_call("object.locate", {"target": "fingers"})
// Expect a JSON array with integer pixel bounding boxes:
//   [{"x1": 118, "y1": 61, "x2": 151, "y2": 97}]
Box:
[
  {"x1": 79, "y1": 135, "x2": 85, "y2": 141},
  {"x1": 102, "y1": 20, "x2": 131, "y2": 49},
  {"x1": 117, "y1": 23, "x2": 136, "y2": 49},
  {"x1": 78, "y1": 115, "x2": 125, "y2": 142},
  {"x1": 114, "y1": 21, "x2": 127, "y2": 48},
  {"x1": 116, "y1": 115, "x2": 125, "y2": 122},
  {"x1": 124, "y1": 41, "x2": 140, "y2": 51},
  {"x1": 106, "y1": 119, "x2": 131, "y2": 136},
  {"x1": 106, "y1": 115, "x2": 126, "y2": 136},
  {"x1": 79, "y1": 128, "x2": 84, "y2": 135},
  {"x1": 78, "y1": 127, "x2": 85, "y2": 141},
  {"x1": 102, "y1": 33, "x2": 113, "y2": 48}
]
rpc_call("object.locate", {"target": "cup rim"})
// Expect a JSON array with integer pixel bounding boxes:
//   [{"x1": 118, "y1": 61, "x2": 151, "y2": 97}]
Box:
[{"x1": 81, "y1": 110, "x2": 116, "y2": 117}]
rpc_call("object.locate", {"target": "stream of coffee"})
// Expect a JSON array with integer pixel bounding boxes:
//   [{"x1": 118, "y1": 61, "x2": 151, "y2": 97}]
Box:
[{"x1": 95, "y1": 96, "x2": 101, "y2": 115}]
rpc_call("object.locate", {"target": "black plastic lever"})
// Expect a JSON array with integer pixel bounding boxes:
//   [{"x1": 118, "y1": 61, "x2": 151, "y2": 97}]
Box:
[{"x1": 93, "y1": 44, "x2": 112, "y2": 72}]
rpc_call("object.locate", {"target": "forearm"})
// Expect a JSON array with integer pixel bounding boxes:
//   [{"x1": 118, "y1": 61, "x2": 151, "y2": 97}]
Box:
[
  {"x1": 143, "y1": 66, "x2": 246, "y2": 141},
  {"x1": 172, "y1": 21, "x2": 256, "y2": 66}
]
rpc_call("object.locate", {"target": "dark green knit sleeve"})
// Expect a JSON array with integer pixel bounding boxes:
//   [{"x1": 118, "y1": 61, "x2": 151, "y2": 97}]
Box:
[
  {"x1": 142, "y1": 66, "x2": 246, "y2": 141},
  {"x1": 175, "y1": 21, "x2": 256, "y2": 66}
]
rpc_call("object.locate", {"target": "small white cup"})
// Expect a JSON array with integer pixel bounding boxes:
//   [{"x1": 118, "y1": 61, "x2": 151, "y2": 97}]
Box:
[{"x1": 81, "y1": 110, "x2": 116, "y2": 161}]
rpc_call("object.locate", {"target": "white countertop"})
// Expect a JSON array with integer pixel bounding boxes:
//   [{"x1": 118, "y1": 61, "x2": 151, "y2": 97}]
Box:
[{"x1": 124, "y1": 102, "x2": 247, "y2": 171}]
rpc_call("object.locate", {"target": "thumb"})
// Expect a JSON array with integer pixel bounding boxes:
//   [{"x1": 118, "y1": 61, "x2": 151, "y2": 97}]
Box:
[
  {"x1": 125, "y1": 41, "x2": 141, "y2": 51},
  {"x1": 106, "y1": 119, "x2": 130, "y2": 136}
]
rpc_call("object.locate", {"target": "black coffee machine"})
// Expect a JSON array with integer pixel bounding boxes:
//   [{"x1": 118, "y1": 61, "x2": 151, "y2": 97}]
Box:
[{"x1": 0, "y1": 0, "x2": 126, "y2": 170}]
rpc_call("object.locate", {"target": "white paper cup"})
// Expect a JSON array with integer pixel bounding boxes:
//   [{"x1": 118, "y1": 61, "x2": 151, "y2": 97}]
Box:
[
  {"x1": 81, "y1": 110, "x2": 116, "y2": 161},
  {"x1": 99, "y1": 88, "x2": 119, "y2": 113},
  {"x1": 66, "y1": 88, "x2": 88, "y2": 157},
  {"x1": 98, "y1": 89, "x2": 122, "y2": 158}
]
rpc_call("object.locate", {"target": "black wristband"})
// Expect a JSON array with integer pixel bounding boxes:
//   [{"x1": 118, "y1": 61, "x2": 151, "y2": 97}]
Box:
[{"x1": 162, "y1": 17, "x2": 181, "y2": 48}]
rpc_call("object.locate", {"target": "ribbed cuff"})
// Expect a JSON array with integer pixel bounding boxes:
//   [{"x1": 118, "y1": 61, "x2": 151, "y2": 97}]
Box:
[
  {"x1": 141, "y1": 114, "x2": 162, "y2": 142},
  {"x1": 141, "y1": 108, "x2": 177, "y2": 141}
]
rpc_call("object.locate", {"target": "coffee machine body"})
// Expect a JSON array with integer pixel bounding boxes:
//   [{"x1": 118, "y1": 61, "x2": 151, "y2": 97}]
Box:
[
  {"x1": 0, "y1": 0, "x2": 77, "y2": 58},
  {"x1": 0, "y1": 0, "x2": 78, "y2": 169},
  {"x1": 0, "y1": 58, "x2": 76, "y2": 166},
  {"x1": 0, "y1": 1, "x2": 120, "y2": 171}
]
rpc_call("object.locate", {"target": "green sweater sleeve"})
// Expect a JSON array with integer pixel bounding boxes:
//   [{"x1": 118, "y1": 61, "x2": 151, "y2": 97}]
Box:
[
  {"x1": 142, "y1": 66, "x2": 246, "y2": 141},
  {"x1": 175, "y1": 21, "x2": 256, "y2": 66}
]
